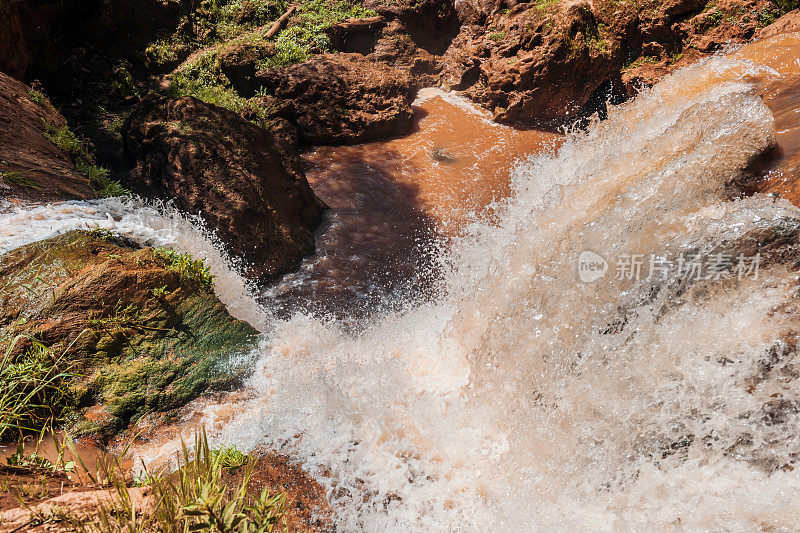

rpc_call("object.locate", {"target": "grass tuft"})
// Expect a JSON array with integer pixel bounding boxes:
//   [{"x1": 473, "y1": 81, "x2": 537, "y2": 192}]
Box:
[
  {"x1": 62, "y1": 429, "x2": 288, "y2": 532},
  {"x1": 155, "y1": 248, "x2": 215, "y2": 288},
  {"x1": 0, "y1": 337, "x2": 78, "y2": 441},
  {"x1": 0, "y1": 170, "x2": 42, "y2": 190},
  {"x1": 214, "y1": 445, "x2": 250, "y2": 469}
]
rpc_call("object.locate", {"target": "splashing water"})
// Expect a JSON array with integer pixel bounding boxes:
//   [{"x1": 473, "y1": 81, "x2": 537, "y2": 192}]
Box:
[
  {"x1": 4, "y1": 34, "x2": 800, "y2": 531},
  {"x1": 203, "y1": 45, "x2": 800, "y2": 530},
  {"x1": 0, "y1": 197, "x2": 266, "y2": 328}
]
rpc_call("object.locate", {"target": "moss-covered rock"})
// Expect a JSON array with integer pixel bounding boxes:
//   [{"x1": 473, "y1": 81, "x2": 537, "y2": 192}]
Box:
[{"x1": 0, "y1": 230, "x2": 259, "y2": 438}]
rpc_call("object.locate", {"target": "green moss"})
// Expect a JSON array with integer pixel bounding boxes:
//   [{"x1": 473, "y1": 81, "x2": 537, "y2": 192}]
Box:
[
  {"x1": 488, "y1": 31, "x2": 506, "y2": 41},
  {"x1": 624, "y1": 54, "x2": 659, "y2": 70}
]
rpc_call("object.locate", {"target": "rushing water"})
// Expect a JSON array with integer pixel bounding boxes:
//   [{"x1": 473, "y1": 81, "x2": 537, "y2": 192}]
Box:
[{"x1": 4, "y1": 33, "x2": 800, "y2": 531}]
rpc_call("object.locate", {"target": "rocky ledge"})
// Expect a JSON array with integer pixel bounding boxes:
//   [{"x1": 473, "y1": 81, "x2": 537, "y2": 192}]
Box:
[
  {"x1": 0, "y1": 71, "x2": 95, "y2": 201},
  {"x1": 0, "y1": 230, "x2": 258, "y2": 438}
]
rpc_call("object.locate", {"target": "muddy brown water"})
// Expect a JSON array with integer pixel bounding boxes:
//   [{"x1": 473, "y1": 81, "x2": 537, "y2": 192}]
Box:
[
  {"x1": 737, "y1": 33, "x2": 800, "y2": 202},
  {"x1": 262, "y1": 88, "x2": 560, "y2": 320}
]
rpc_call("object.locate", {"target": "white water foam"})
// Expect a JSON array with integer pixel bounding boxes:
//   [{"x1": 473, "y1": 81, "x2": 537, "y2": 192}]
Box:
[
  {"x1": 192, "y1": 55, "x2": 800, "y2": 530},
  {"x1": 0, "y1": 197, "x2": 266, "y2": 329},
  {"x1": 3, "y1": 51, "x2": 800, "y2": 531}
]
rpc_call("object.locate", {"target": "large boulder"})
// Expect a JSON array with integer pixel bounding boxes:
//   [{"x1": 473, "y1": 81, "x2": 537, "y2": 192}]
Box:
[
  {"x1": 123, "y1": 96, "x2": 325, "y2": 282},
  {"x1": 460, "y1": 1, "x2": 625, "y2": 126},
  {"x1": 0, "y1": 71, "x2": 94, "y2": 201},
  {"x1": 758, "y1": 9, "x2": 800, "y2": 39},
  {"x1": 0, "y1": 231, "x2": 259, "y2": 437},
  {"x1": 253, "y1": 53, "x2": 417, "y2": 144}
]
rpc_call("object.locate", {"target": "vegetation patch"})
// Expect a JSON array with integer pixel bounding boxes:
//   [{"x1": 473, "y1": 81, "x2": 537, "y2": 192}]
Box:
[
  {"x1": 213, "y1": 444, "x2": 251, "y2": 469},
  {"x1": 166, "y1": 51, "x2": 273, "y2": 126},
  {"x1": 44, "y1": 123, "x2": 127, "y2": 197},
  {"x1": 146, "y1": 0, "x2": 288, "y2": 70},
  {"x1": 163, "y1": 0, "x2": 377, "y2": 117},
  {"x1": 6, "y1": 431, "x2": 289, "y2": 532},
  {"x1": 0, "y1": 170, "x2": 41, "y2": 190},
  {"x1": 155, "y1": 248, "x2": 216, "y2": 288},
  {"x1": 0, "y1": 339, "x2": 76, "y2": 441}
]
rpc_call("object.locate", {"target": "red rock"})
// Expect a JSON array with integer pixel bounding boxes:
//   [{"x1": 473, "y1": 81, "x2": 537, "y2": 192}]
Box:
[
  {"x1": 123, "y1": 96, "x2": 325, "y2": 282},
  {"x1": 0, "y1": 71, "x2": 94, "y2": 201},
  {"x1": 758, "y1": 9, "x2": 800, "y2": 39},
  {"x1": 255, "y1": 53, "x2": 417, "y2": 144}
]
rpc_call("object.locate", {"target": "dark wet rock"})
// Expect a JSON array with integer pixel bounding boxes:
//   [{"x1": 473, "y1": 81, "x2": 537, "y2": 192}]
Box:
[
  {"x1": 0, "y1": 71, "x2": 94, "y2": 201},
  {"x1": 326, "y1": 16, "x2": 386, "y2": 54},
  {"x1": 255, "y1": 53, "x2": 417, "y2": 144},
  {"x1": 0, "y1": 231, "x2": 259, "y2": 437},
  {"x1": 123, "y1": 96, "x2": 325, "y2": 282},
  {"x1": 0, "y1": 0, "x2": 188, "y2": 81}
]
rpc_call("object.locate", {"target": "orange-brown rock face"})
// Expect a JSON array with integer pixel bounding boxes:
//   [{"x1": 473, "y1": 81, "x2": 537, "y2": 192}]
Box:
[
  {"x1": 249, "y1": 53, "x2": 418, "y2": 145},
  {"x1": 437, "y1": 0, "x2": 794, "y2": 126},
  {"x1": 0, "y1": 71, "x2": 94, "y2": 201}
]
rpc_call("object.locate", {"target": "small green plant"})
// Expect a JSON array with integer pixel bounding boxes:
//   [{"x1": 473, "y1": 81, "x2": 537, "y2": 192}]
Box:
[
  {"x1": 76, "y1": 162, "x2": 127, "y2": 198},
  {"x1": 150, "y1": 285, "x2": 170, "y2": 298},
  {"x1": 706, "y1": 7, "x2": 724, "y2": 26},
  {"x1": 532, "y1": 0, "x2": 559, "y2": 10},
  {"x1": 111, "y1": 62, "x2": 141, "y2": 98},
  {"x1": 488, "y1": 31, "x2": 506, "y2": 41},
  {"x1": 66, "y1": 429, "x2": 288, "y2": 532},
  {"x1": 0, "y1": 337, "x2": 78, "y2": 441},
  {"x1": 213, "y1": 445, "x2": 250, "y2": 469},
  {"x1": 28, "y1": 89, "x2": 48, "y2": 106},
  {"x1": 155, "y1": 248, "x2": 215, "y2": 288},
  {"x1": 6, "y1": 434, "x2": 75, "y2": 473},
  {"x1": 0, "y1": 170, "x2": 41, "y2": 190},
  {"x1": 757, "y1": 7, "x2": 777, "y2": 26},
  {"x1": 87, "y1": 228, "x2": 116, "y2": 241},
  {"x1": 625, "y1": 54, "x2": 660, "y2": 70}
]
